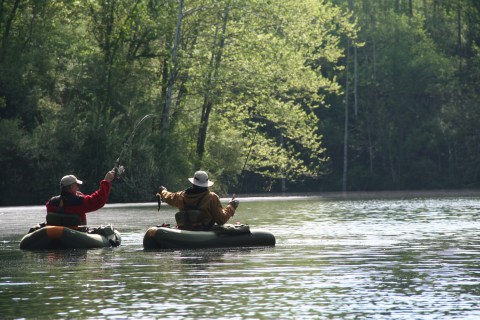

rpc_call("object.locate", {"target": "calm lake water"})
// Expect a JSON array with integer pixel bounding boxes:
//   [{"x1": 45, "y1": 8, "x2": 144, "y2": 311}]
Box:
[{"x1": 1, "y1": 193, "x2": 480, "y2": 319}]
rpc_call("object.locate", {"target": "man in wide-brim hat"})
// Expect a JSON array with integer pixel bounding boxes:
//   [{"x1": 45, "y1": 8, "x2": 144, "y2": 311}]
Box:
[{"x1": 157, "y1": 170, "x2": 239, "y2": 230}]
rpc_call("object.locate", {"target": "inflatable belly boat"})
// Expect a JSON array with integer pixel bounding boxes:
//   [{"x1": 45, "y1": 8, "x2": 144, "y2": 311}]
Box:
[
  {"x1": 143, "y1": 224, "x2": 276, "y2": 249},
  {"x1": 20, "y1": 225, "x2": 121, "y2": 250}
]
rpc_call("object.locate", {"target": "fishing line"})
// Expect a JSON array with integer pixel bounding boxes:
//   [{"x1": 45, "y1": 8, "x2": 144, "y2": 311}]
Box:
[{"x1": 114, "y1": 114, "x2": 158, "y2": 177}]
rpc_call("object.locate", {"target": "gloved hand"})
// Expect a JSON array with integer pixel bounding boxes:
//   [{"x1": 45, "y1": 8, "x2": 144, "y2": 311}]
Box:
[{"x1": 229, "y1": 199, "x2": 239, "y2": 209}]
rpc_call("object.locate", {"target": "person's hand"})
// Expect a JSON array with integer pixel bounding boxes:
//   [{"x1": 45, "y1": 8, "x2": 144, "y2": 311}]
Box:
[
  {"x1": 229, "y1": 199, "x2": 239, "y2": 210},
  {"x1": 156, "y1": 186, "x2": 167, "y2": 198},
  {"x1": 104, "y1": 169, "x2": 115, "y2": 182}
]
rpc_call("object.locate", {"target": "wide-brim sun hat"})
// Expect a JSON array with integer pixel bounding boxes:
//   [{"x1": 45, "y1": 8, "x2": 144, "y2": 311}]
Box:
[
  {"x1": 60, "y1": 175, "x2": 83, "y2": 187},
  {"x1": 188, "y1": 170, "x2": 214, "y2": 187}
]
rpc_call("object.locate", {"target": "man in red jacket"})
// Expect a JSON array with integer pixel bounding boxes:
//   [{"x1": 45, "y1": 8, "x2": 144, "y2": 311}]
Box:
[{"x1": 46, "y1": 169, "x2": 116, "y2": 225}]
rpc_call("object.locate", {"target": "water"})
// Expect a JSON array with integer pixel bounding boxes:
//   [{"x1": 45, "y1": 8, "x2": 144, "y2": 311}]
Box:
[{"x1": 1, "y1": 194, "x2": 480, "y2": 319}]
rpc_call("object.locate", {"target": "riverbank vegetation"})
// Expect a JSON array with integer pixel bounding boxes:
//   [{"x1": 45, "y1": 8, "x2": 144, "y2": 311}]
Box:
[{"x1": 1, "y1": 0, "x2": 479, "y2": 205}]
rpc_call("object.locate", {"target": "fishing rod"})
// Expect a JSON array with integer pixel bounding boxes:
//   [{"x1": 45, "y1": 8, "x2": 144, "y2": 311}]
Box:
[
  {"x1": 114, "y1": 114, "x2": 158, "y2": 178},
  {"x1": 232, "y1": 129, "x2": 257, "y2": 200}
]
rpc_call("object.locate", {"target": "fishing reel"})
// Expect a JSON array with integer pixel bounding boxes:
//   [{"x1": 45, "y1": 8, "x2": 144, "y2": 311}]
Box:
[{"x1": 115, "y1": 165, "x2": 126, "y2": 178}]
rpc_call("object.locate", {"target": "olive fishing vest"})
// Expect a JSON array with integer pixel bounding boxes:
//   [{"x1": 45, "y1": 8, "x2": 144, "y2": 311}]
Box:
[{"x1": 175, "y1": 193, "x2": 214, "y2": 231}]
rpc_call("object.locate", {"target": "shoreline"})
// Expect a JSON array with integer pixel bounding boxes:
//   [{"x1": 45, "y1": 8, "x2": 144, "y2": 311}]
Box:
[
  {"x1": 228, "y1": 189, "x2": 480, "y2": 200},
  {"x1": 3, "y1": 189, "x2": 480, "y2": 209}
]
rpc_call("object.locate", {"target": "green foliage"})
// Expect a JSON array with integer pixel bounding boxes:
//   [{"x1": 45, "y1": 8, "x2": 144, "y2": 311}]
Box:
[
  {"x1": 180, "y1": 0, "x2": 354, "y2": 185},
  {"x1": 1, "y1": 0, "x2": 479, "y2": 205},
  {"x1": 319, "y1": 0, "x2": 480, "y2": 191}
]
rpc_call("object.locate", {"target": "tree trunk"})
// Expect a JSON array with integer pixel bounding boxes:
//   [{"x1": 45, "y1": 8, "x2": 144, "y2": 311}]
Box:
[
  {"x1": 394, "y1": 0, "x2": 400, "y2": 13},
  {"x1": 0, "y1": 0, "x2": 20, "y2": 62},
  {"x1": 456, "y1": 3, "x2": 462, "y2": 73},
  {"x1": 354, "y1": 45, "x2": 358, "y2": 118},
  {"x1": 102, "y1": 0, "x2": 115, "y2": 117},
  {"x1": 160, "y1": 54, "x2": 169, "y2": 116},
  {"x1": 370, "y1": 37, "x2": 377, "y2": 175},
  {"x1": 196, "y1": 5, "x2": 230, "y2": 160},
  {"x1": 343, "y1": 0, "x2": 354, "y2": 192},
  {"x1": 161, "y1": 0, "x2": 183, "y2": 139},
  {"x1": 342, "y1": 39, "x2": 350, "y2": 193},
  {"x1": 197, "y1": 98, "x2": 213, "y2": 160},
  {"x1": 171, "y1": 33, "x2": 199, "y2": 125}
]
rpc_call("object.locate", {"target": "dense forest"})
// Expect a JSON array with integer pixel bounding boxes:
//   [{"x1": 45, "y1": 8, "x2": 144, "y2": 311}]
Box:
[{"x1": 0, "y1": 0, "x2": 479, "y2": 206}]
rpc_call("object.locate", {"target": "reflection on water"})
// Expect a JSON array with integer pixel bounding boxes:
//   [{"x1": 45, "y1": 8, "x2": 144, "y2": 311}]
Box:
[{"x1": 1, "y1": 195, "x2": 480, "y2": 319}]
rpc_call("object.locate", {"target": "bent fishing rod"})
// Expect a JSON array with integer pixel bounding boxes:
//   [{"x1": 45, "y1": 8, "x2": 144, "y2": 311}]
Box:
[{"x1": 114, "y1": 114, "x2": 158, "y2": 178}]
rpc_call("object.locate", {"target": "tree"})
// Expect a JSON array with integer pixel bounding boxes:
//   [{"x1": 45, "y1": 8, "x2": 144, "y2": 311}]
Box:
[{"x1": 174, "y1": 0, "x2": 357, "y2": 192}]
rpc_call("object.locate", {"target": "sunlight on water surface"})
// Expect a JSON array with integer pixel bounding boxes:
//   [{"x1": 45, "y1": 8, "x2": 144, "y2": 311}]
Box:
[{"x1": 1, "y1": 194, "x2": 480, "y2": 319}]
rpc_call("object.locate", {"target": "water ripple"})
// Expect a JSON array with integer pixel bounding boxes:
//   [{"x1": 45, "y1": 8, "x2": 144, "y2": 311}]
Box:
[{"x1": 2, "y1": 196, "x2": 480, "y2": 318}]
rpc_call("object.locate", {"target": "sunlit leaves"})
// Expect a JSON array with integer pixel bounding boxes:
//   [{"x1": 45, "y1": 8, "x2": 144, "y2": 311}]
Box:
[
  {"x1": 0, "y1": 0, "x2": 357, "y2": 202},
  {"x1": 188, "y1": 0, "x2": 355, "y2": 181}
]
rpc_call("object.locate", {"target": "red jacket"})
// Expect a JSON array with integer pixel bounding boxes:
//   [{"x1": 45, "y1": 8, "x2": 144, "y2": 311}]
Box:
[{"x1": 46, "y1": 180, "x2": 111, "y2": 225}]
